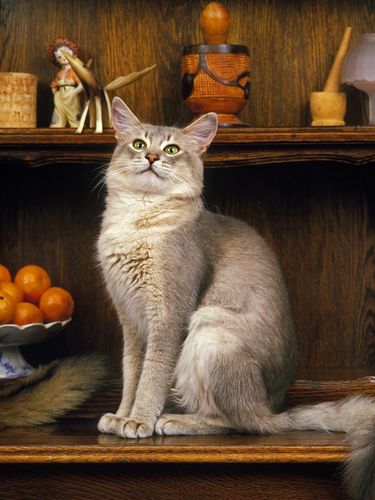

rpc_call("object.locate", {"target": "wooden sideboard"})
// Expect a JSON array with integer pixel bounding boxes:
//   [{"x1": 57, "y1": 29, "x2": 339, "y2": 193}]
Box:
[
  {"x1": 1, "y1": 0, "x2": 375, "y2": 497},
  {"x1": 1, "y1": 128, "x2": 375, "y2": 499},
  {"x1": 2, "y1": 368, "x2": 375, "y2": 499}
]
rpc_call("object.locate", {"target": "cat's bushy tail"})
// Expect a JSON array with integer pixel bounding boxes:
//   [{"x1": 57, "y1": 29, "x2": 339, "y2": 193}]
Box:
[
  {"x1": 285, "y1": 396, "x2": 375, "y2": 500},
  {"x1": 344, "y1": 418, "x2": 375, "y2": 500},
  {"x1": 0, "y1": 354, "x2": 110, "y2": 428},
  {"x1": 257, "y1": 396, "x2": 375, "y2": 500}
]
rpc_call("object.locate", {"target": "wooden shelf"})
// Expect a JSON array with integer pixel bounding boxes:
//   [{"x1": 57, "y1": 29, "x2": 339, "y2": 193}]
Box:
[
  {"x1": 1, "y1": 127, "x2": 375, "y2": 168},
  {"x1": 0, "y1": 422, "x2": 348, "y2": 464},
  {"x1": 1, "y1": 369, "x2": 373, "y2": 465},
  {"x1": 68, "y1": 370, "x2": 375, "y2": 420}
]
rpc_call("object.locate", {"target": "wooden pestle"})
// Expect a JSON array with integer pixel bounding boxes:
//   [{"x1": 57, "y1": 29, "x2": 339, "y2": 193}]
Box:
[
  {"x1": 323, "y1": 27, "x2": 352, "y2": 92},
  {"x1": 200, "y1": 2, "x2": 230, "y2": 44}
]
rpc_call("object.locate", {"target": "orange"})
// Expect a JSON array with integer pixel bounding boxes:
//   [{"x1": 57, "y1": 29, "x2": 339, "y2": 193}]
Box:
[
  {"x1": 0, "y1": 265, "x2": 11, "y2": 283},
  {"x1": 0, "y1": 291, "x2": 17, "y2": 325},
  {"x1": 13, "y1": 302, "x2": 43, "y2": 326},
  {"x1": 14, "y1": 265, "x2": 51, "y2": 305},
  {"x1": 0, "y1": 282, "x2": 24, "y2": 303},
  {"x1": 39, "y1": 287, "x2": 74, "y2": 323}
]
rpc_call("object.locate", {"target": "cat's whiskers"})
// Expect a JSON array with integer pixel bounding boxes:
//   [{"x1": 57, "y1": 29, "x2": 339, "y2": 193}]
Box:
[
  {"x1": 157, "y1": 164, "x2": 202, "y2": 205},
  {"x1": 90, "y1": 162, "x2": 111, "y2": 190},
  {"x1": 91, "y1": 167, "x2": 111, "y2": 200},
  {"x1": 100, "y1": 158, "x2": 201, "y2": 206},
  {"x1": 165, "y1": 166, "x2": 208, "y2": 208},
  {"x1": 164, "y1": 172, "x2": 201, "y2": 204},
  {"x1": 95, "y1": 166, "x2": 133, "y2": 198}
]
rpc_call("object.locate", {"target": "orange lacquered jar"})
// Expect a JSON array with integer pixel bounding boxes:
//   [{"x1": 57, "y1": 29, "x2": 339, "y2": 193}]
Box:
[{"x1": 181, "y1": 44, "x2": 250, "y2": 127}]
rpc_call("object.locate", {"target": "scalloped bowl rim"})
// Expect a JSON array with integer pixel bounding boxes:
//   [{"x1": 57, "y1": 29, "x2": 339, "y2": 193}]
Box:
[{"x1": 0, "y1": 318, "x2": 72, "y2": 331}]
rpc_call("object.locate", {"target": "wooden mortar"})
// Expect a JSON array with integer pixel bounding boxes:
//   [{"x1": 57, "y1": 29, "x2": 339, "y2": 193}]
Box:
[
  {"x1": 181, "y1": 2, "x2": 250, "y2": 127},
  {"x1": 310, "y1": 27, "x2": 351, "y2": 126},
  {"x1": 310, "y1": 91, "x2": 346, "y2": 126},
  {"x1": 0, "y1": 73, "x2": 37, "y2": 128}
]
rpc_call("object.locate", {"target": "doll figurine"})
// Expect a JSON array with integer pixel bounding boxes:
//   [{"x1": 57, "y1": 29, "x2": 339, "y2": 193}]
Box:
[{"x1": 48, "y1": 38, "x2": 84, "y2": 128}]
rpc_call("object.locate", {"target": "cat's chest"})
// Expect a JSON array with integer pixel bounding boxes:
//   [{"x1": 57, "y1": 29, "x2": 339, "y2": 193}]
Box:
[
  {"x1": 102, "y1": 237, "x2": 155, "y2": 286},
  {"x1": 99, "y1": 218, "x2": 162, "y2": 290},
  {"x1": 97, "y1": 207, "x2": 169, "y2": 320},
  {"x1": 99, "y1": 238, "x2": 159, "y2": 336}
]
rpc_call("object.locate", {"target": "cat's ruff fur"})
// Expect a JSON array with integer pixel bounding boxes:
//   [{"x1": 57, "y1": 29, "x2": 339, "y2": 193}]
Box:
[
  {"x1": 0, "y1": 354, "x2": 109, "y2": 427},
  {"x1": 97, "y1": 96, "x2": 375, "y2": 500}
]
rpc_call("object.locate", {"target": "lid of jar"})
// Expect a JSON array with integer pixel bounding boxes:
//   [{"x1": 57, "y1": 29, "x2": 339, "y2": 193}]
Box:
[{"x1": 182, "y1": 44, "x2": 250, "y2": 56}]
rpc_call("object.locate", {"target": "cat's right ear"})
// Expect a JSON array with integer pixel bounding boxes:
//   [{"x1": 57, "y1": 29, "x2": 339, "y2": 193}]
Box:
[
  {"x1": 112, "y1": 97, "x2": 141, "y2": 138},
  {"x1": 183, "y1": 112, "x2": 218, "y2": 154}
]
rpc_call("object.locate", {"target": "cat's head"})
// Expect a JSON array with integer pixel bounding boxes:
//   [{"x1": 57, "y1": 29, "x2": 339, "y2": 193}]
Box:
[{"x1": 106, "y1": 97, "x2": 218, "y2": 198}]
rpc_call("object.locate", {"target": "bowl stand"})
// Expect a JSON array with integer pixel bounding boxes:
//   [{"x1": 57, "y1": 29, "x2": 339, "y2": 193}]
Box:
[{"x1": 0, "y1": 346, "x2": 33, "y2": 379}]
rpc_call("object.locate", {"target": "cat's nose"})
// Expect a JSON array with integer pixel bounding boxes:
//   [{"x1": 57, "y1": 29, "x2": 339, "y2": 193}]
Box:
[{"x1": 145, "y1": 153, "x2": 159, "y2": 165}]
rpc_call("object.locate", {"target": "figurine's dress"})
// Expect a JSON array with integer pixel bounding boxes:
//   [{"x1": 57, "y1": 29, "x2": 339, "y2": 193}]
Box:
[{"x1": 50, "y1": 67, "x2": 81, "y2": 128}]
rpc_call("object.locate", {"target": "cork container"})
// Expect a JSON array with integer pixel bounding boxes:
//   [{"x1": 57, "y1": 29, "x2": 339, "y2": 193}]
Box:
[{"x1": 0, "y1": 73, "x2": 37, "y2": 128}]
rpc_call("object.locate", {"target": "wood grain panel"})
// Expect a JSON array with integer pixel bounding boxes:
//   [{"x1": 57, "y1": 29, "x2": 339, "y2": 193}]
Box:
[
  {"x1": 0, "y1": 420, "x2": 348, "y2": 463},
  {"x1": 2, "y1": 128, "x2": 375, "y2": 169},
  {"x1": 0, "y1": 463, "x2": 346, "y2": 499},
  {"x1": 204, "y1": 164, "x2": 375, "y2": 368},
  {"x1": 3, "y1": 127, "x2": 375, "y2": 143},
  {"x1": 0, "y1": 0, "x2": 373, "y2": 126},
  {"x1": 1, "y1": 162, "x2": 375, "y2": 370},
  {"x1": 0, "y1": 164, "x2": 122, "y2": 367},
  {"x1": 66, "y1": 374, "x2": 375, "y2": 419},
  {"x1": 1, "y1": 0, "x2": 375, "y2": 371}
]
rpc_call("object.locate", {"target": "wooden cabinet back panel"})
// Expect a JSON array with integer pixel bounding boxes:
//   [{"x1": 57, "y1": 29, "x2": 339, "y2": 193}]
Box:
[
  {"x1": 1, "y1": 0, "x2": 375, "y2": 370},
  {"x1": 1, "y1": 164, "x2": 375, "y2": 371},
  {"x1": 1, "y1": 0, "x2": 373, "y2": 126}
]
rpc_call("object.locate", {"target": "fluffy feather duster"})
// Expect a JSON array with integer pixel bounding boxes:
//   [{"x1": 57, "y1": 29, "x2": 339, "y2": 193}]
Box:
[{"x1": 0, "y1": 354, "x2": 110, "y2": 427}]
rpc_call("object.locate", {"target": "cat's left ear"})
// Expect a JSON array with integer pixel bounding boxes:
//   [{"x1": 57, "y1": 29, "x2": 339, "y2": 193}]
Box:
[
  {"x1": 183, "y1": 113, "x2": 218, "y2": 154},
  {"x1": 112, "y1": 97, "x2": 141, "y2": 137}
]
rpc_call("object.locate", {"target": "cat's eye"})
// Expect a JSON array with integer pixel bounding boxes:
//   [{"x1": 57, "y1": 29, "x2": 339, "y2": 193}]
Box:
[
  {"x1": 132, "y1": 139, "x2": 146, "y2": 151},
  {"x1": 164, "y1": 144, "x2": 180, "y2": 155}
]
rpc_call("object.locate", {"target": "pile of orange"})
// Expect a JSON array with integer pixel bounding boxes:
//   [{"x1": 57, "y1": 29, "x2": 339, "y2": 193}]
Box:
[{"x1": 0, "y1": 264, "x2": 74, "y2": 326}]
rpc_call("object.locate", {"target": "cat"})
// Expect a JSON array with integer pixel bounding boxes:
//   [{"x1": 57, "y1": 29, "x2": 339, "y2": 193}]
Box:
[{"x1": 97, "y1": 96, "x2": 375, "y2": 500}]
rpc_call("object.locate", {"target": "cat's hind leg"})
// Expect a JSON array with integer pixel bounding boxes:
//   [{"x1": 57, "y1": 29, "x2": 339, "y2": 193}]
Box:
[
  {"x1": 155, "y1": 413, "x2": 230, "y2": 435},
  {"x1": 169, "y1": 305, "x2": 290, "y2": 436},
  {"x1": 157, "y1": 305, "x2": 242, "y2": 436}
]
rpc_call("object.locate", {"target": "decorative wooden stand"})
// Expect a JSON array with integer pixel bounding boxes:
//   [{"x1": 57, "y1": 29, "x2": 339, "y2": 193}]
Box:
[{"x1": 181, "y1": 3, "x2": 250, "y2": 127}]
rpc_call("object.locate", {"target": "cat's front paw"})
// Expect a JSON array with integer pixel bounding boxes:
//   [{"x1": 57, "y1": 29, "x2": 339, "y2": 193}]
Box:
[
  {"x1": 155, "y1": 414, "x2": 185, "y2": 435},
  {"x1": 97, "y1": 412, "x2": 119, "y2": 434},
  {"x1": 116, "y1": 417, "x2": 155, "y2": 438},
  {"x1": 98, "y1": 413, "x2": 154, "y2": 438}
]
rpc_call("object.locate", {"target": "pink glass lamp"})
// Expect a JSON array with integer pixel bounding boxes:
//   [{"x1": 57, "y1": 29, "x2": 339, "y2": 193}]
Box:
[{"x1": 342, "y1": 34, "x2": 375, "y2": 124}]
